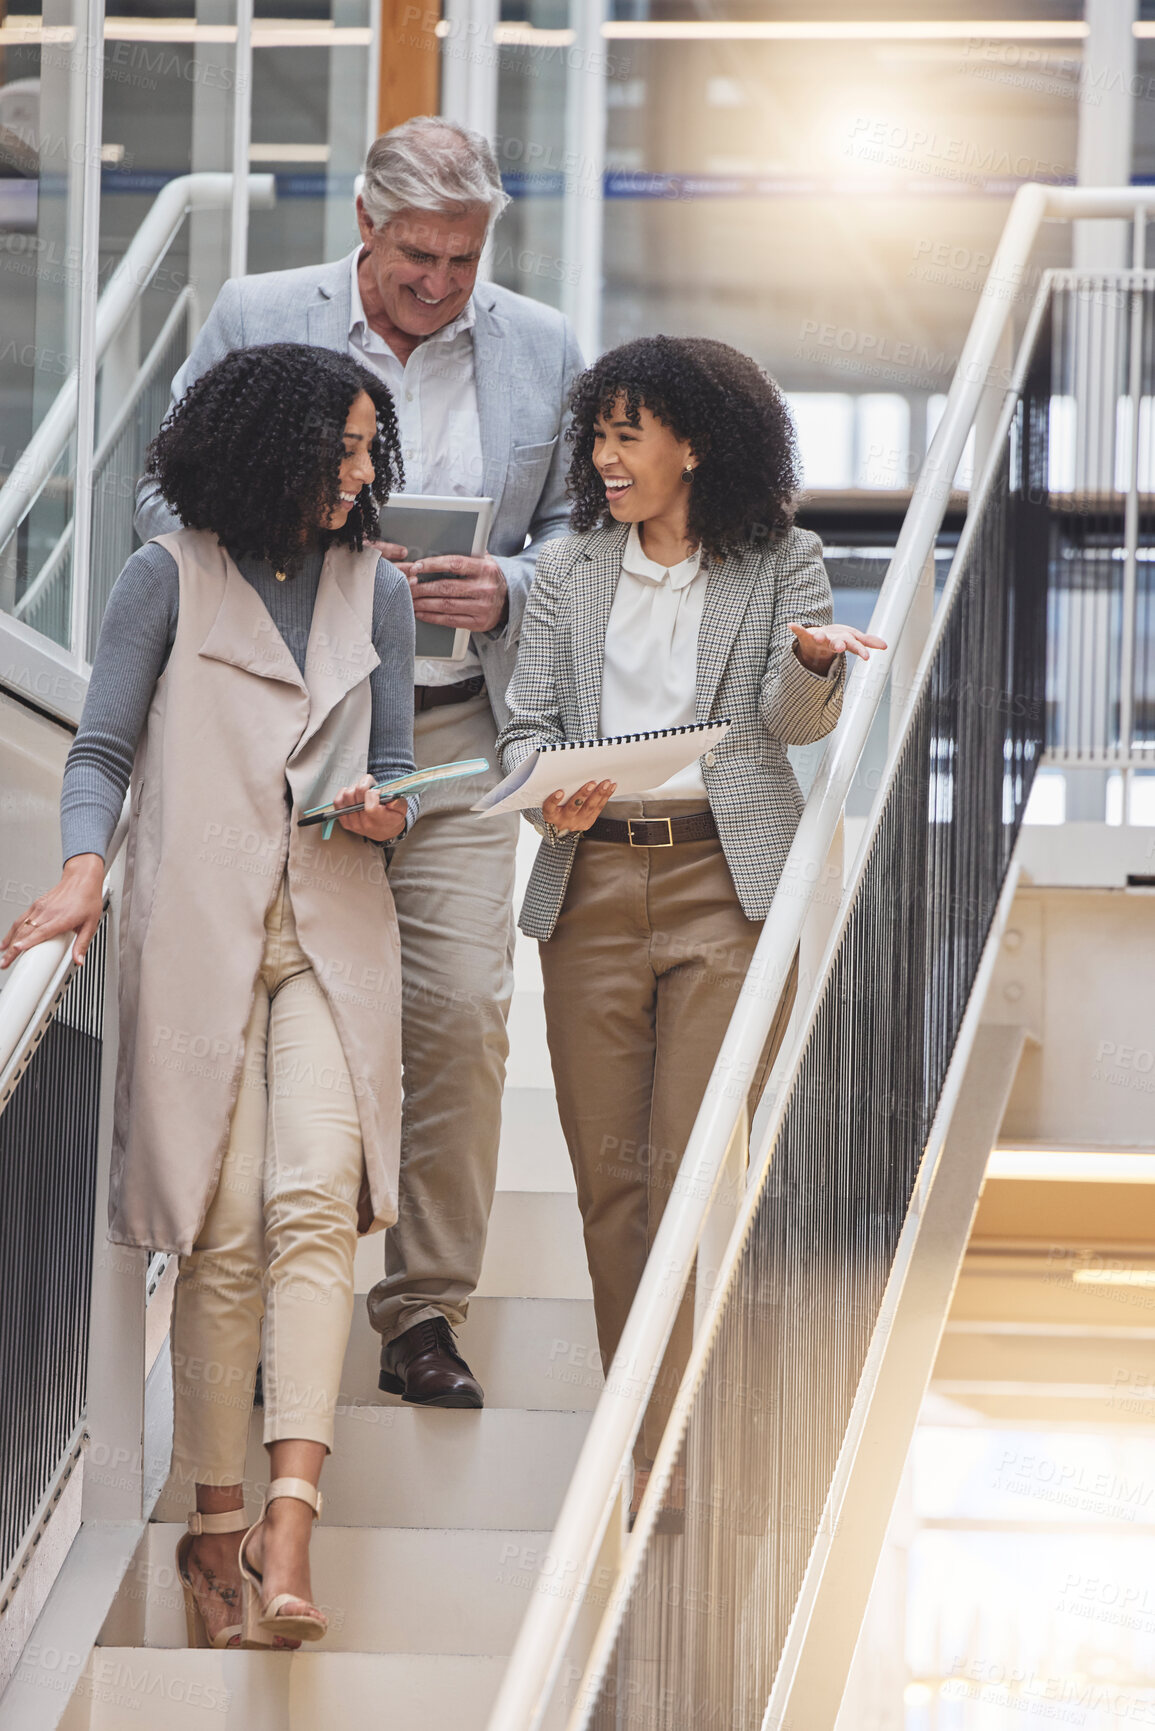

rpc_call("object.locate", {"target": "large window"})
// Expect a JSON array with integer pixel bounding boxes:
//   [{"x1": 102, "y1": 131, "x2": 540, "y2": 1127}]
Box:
[
  {"x1": 492, "y1": 3, "x2": 1085, "y2": 493},
  {"x1": 0, "y1": 0, "x2": 377, "y2": 656}
]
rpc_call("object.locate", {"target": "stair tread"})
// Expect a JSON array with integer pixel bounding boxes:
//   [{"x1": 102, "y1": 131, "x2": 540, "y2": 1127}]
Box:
[
  {"x1": 354, "y1": 1190, "x2": 592, "y2": 1301},
  {"x1": 340, "y1": 1295, "x2": 603, "y2": 1412},
  {"x1": 495, "y1": 1086, "x2": 574, "y2": 1192},
  {"x1": 61, "y1": 1649, "x2": 508, "y2": 1731},
  {"x1": 153, "y1": 1407, "x2": 593, "y2": 1530},
  {"x1": 105, "y1": 1526, "x2": 555, "y2": 1653}
]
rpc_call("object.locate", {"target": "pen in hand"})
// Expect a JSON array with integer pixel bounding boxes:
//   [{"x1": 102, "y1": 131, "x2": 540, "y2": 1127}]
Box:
[{"x1": 317, "y1": 775, "x2": 408, "y2": 841}]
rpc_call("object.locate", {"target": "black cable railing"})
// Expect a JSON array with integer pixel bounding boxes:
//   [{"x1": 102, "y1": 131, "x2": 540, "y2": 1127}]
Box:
[
  {"x1": 0, "y1": 916, "x2": 107, "y2": 1594},
  {"x1": 579, "y1": 296, "x2": 1053, "y2": 1731},
  {"x1": 1045, "y1": 274, "x2": 1155, "y2": 764}
]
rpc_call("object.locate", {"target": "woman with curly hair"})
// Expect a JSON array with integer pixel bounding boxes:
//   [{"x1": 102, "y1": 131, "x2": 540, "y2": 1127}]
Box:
[
  {"x1": 498, "y1": 335, "x2": 883, "y2": 1515},
  {"x1": 2, "y1": 342, "x2": 416, "y2": 1647}
]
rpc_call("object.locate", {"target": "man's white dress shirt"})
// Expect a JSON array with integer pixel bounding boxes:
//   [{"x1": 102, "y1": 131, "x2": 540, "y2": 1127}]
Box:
[
  {"x1": 348, "y1": 251, "x2": 484, "y2": 686},
  {"x1": 599, "y1": 522, "x2": 709, "y2": 799}
]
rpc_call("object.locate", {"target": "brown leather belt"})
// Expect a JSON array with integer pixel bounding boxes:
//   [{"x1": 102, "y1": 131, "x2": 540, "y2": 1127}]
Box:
[
  {"x1": 414, "y1": 675, "x2": 486, "y2": 713},
  {"x1": 586, "y1": 810, "x2": 717, "y2": 848}
]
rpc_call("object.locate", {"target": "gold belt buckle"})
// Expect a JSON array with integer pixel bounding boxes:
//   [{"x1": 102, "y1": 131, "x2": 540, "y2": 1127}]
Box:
[{"x1": 628, "y1": 817, "x2": 673, "y2": 848}]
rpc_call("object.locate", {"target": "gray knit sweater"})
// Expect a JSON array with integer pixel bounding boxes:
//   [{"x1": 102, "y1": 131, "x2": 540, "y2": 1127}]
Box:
[{"x1": 61, "y1": 541, "x2": 418, "y2": 862}]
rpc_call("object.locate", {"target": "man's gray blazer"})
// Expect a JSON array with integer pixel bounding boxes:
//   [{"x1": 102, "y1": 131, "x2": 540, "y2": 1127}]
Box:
[{"x1": 134, "y1": 250, "x2": 584, "y2": 726}]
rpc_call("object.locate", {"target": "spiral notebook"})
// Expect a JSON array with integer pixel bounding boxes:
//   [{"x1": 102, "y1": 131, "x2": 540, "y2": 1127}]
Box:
[{"x1": 472, "y1": 720, "x2": 731, "y2": 816}]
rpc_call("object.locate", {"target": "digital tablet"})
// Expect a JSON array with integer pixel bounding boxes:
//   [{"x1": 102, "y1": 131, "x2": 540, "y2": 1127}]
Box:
[{"x1": 377, "y1": 494, "x2": 495, "y2": 661}]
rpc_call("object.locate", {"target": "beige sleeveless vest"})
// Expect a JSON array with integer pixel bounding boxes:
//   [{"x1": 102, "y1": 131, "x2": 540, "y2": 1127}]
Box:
[{"x1": 108, "y1": 529, "x2": 403, "y2": 1253}]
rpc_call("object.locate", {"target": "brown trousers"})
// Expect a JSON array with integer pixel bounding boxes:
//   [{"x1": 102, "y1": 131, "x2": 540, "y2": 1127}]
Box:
[{"x1": 539, "y1": 807, "x2": 797, "y2": 1465}]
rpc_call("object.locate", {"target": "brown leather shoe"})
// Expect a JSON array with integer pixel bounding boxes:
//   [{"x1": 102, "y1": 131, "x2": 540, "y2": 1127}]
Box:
[{"x1": 378, "y1": 1316, "x2": 484, "y2": 1408}]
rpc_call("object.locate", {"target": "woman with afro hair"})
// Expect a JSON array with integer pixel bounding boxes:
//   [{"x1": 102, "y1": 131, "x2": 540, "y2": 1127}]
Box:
[
  {"x1": 498, "y1": 335, "x2": 884, "y2": 1520},
  {"x1": 3, "y1": 342, "x2": 418, "y2": 1648}
]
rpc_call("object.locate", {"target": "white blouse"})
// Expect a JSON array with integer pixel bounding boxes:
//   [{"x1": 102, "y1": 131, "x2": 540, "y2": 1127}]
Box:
[
  {"x1": 599, "y1": 522, "x2": 709, "y2": 799},
  {"x1": 347, "y1": 251, "x2": 484, "y2": 688}
]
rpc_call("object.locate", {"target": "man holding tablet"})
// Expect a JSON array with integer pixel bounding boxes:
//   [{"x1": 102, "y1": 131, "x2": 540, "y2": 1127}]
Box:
[{"x1": 136, "y1": 116, "x2": 582, "y2": 1407}]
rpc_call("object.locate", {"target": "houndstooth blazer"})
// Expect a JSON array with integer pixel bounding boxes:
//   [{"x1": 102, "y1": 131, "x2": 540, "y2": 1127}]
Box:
[{"x1": 498, "y1": 520, "x2": 846, "y2": 941}]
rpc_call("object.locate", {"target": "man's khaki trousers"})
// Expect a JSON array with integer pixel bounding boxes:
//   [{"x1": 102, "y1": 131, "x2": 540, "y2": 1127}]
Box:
[
  {"x1": 367, "y1": 693, "x2": 519, "y2": 1347},
  {"x1": 538, "y1": 810, "x2": 797, "y2": 1466}
]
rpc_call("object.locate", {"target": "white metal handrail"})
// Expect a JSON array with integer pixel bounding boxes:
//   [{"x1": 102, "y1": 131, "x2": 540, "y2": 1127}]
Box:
[
  {"x1": 0, "y1": 815, "x2": 129, "y2": 1104},
  {"x1": 487, "y1": 182, "x2": 1155, "y2": 1731},
  {"x1": 12, "y1": 284, "x2": 196, "y2": 625},
  {"x1": 0, "y1": 173, "x2": 275, "y2": 560},
  {"x1": 0, "y1": 931, "x2": 76, "y2": 1109}
]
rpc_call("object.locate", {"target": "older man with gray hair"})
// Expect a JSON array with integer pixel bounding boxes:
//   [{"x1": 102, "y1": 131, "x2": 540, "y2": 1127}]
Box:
[{"x1": 136, "y1": 116, "x2": 583, "y2": 1407}]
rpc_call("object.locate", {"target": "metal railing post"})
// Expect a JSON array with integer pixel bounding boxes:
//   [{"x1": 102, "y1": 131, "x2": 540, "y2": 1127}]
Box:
[
  {"x1": 971, "y1": 319, "x2": 1014, "y2": 499},
  {"x1": 562, "y1": 0, "x2": 607, "y2": 360},
  {"x1": 80, "y1": 855, "x2": 147, "y2": 1524},
  {"x1": 230, "y1": 0, "x2": 254, "y2": 280},
  {"x1": 888, "y1": 546, "x2": 936, "y2": 754},
  {"x1": 440, "y1": 0, "x2": 499, "y2": 146},
  {"x1": 66, "y1": 0, "x2": 105, "y2": 664},
  {"x1": 97, "y1": 305, "x2": 142, "y2": 443},
  {"x1": 1119, "y1": 219, "x2": 1148, "y2": 769}
]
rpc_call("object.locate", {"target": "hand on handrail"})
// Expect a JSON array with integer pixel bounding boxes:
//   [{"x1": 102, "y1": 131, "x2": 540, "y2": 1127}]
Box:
[{"x1": 1, "y1": 854, "x2": 105, "y2": 970}]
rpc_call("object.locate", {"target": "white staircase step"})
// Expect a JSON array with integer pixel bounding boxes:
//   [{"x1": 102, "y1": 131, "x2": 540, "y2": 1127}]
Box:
[
  {"x1": 49, "y1": 933, "x2": 601, "y2": 1728},
  {"x1": 505, "y1": 990, "x2": 553, "y2": 1091},
  {"x1": 153, "y1": 1407, "x2": 591, "y2": 1530},
  {"x1": 497, "y1": 1087, "x2": 574, "y2": 1193},
  {"x1": 60, "y1": 1650, "x2": 507, "y2": 1731},
  {"x1": 353, "y1": 1190, "x2": 592, "y2": 1301},
  {"x1": 102, "y1": 1524, "x2": 552, "y2": 1653},
  {"x1": 339, "y1": 1296, "x2": 602, "y2": 1411},
  {"x1": 476, "y1": 1192, "x2": 591, "y2": 1300}
]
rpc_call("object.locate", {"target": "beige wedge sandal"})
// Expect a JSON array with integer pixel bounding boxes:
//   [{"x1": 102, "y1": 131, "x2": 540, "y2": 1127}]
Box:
[
  {"x1": 176, "y1": 1509, "x2": 253, "y2": 1649},
  {"x1": 239, "y1": 1477, "x2": 328, "y2": 1645}
]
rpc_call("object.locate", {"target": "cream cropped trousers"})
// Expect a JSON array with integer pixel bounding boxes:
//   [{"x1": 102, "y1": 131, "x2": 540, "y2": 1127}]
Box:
[{"x1": 170, "y1": 876, "x2": 363, "y2": 1488}]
